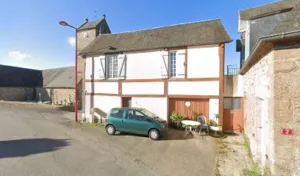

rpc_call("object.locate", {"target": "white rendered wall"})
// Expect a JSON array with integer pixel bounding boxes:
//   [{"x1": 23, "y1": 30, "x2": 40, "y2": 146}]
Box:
[
  {"x1": 132, "y1": 97, "x2": 168, "y2": 121},
  {"x1": 209, "y1": 99, "x2": 219, "y2": 123},
  {"x1": 168, "y1": 81, "x2": 219, "y2": 96},
  {"x1": 245, "y1": 21, "x2": 250, "y2": 60},
  {"x1": 85, "y1": 95, "x2": 91, "y2": 119},
  {"x1": 187, "y1": 45, "x2": 219, "y2": 78},
  {"x1": 93, "y1": 95, "x2": 121, "y2": 114},
  {"x1": 122, "y1": 82, "x2": 164, "y2": 95},
  {"x1": 125, "y1": 50, "x2": 168, "y2": 79},
  {"x1": 85, "y1": 82, "x2": 119, "y2": 94},
  {"x1": 85, "y1": 57, "x2": 93, "y2": 79}
]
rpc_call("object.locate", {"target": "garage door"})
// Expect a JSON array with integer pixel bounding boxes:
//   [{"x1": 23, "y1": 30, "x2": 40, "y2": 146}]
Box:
[{"x1": 169, "y1": 98, "x2": 209, "y2": 120}]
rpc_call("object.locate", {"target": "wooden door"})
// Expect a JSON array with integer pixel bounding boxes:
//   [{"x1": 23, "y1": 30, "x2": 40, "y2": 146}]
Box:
[
  {"x1": 169, "y1": 98, "x2": 209, "y2": 120},
  {"x1": 122, "y1": 97, "x2": 132, "y2": 107},
  {"x1": 223, "y1": 97, "x2": 244, "y2": 132}
]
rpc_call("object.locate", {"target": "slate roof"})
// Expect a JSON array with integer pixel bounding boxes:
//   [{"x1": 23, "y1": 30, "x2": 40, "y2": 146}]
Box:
[
  {"x1": 80, "y1": 19, "x2": 231, "y2": 56},
  {"x1": 239, "y1": 0, "x2": 300, "y2": 20},
  {"x1": 0, "y1": 65, "x2": 74, "y2": 88},
  {"x1": 42, "y1": 67, "x2": 75, "y2": 88},
  {"x1": 78, "y1": 18, "x2": 104, "y2": 31},
  {"x1": 0, "y1": 65, "x2": 42, "y2": 87}
]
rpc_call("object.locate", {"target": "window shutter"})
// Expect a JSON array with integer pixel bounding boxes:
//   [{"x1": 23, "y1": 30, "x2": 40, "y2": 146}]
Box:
[
  {"x1": 118, "y1": 54, "x2": 126, "y2": 79},
  {"x1": 176, "y1": 51, "x2": 185, "y2": 78},
  {"x1": 161, "y1": 51, "x2": 169, "y2": 78},
  {"x1": 99, "y1": 56, "x2": 106, "y2": 79}
]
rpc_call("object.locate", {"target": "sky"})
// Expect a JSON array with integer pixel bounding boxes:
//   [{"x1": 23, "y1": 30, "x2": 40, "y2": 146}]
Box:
[{"x1": 0, "y1": 0, "x2": 280, "y2": 70}]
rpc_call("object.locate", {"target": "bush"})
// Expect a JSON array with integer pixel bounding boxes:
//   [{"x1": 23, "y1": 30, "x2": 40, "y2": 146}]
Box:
[{"x1": 170, "y1": 111, "x2": 186, "y2": 128}]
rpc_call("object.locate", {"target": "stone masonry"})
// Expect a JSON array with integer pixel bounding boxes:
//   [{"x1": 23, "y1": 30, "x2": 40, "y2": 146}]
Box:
[
  {"x1": 0, "y1": 87, "x2": 35, "y2": 101},
  {"x1": 243, "y1": 50, "x2": 275, "y2": 174},
  {"x1": 243, "y1": 43, "x2": 300, "y2": 175},
  {"x1": 273, "y1": 44, "x2": 300, "y2": 176},
  {"x1": 77, "y1": 29, "x2": 97, "y2": 110},
  {"x1": 35, "y1": 88, "x2": 75, "y2": 105}
]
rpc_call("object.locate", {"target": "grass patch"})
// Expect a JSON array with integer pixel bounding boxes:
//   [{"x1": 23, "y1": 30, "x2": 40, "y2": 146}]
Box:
[
  {"x1": 242, "y1": 162, "x2": 261, "y2": 176},
  {"x1": 242, "y1": 134, "x2": 264, "y2": 176},
  {"x1": 244, "y1": 134, "x2": 251, "y2": 157},
  {"x1": 76, "y1": 121, "x2": 104, "y2": 127}
]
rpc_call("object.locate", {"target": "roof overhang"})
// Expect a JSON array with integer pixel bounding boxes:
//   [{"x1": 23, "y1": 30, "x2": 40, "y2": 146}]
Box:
[{"x1": 240, "y1": 31, "x2": 300, "y2": 75}]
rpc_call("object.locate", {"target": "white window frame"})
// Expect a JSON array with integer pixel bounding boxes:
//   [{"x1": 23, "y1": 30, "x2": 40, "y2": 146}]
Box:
[
  {"x1": 169, "y1": 51, "x2": 176, "y2": 78},
  {"x1": 106, "y1": 55, "x2": 119, "y2": 79}
]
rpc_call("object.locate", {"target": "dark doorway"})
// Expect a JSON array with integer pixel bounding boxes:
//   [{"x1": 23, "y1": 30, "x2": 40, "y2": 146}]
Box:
[{"x1": 122, "y1": 97, "x2": 132, "y2": 107}]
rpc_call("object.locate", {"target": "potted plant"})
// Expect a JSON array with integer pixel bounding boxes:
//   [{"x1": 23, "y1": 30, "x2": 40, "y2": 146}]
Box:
[
  {"x1": 208, "y1": 119, "x2": 222, "y2": 132},
  {"x1": 170, "y1": 111, "x2": 187, "y2": 129}
]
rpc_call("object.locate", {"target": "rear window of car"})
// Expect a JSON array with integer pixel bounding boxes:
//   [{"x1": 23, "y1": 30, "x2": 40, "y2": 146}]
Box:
[{"x1": 109, "y1": 109, "x2": 124, "y2": 118}]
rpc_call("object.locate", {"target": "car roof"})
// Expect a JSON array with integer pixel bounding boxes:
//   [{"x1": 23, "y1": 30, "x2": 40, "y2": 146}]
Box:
[{"x1": 111, "y1": 107, "x2": 144, "y2": 111}]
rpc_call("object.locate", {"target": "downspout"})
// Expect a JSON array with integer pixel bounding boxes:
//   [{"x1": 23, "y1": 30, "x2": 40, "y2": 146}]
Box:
[{"x1": 239, "y1": 30, "x2": 300, "y2": 75}]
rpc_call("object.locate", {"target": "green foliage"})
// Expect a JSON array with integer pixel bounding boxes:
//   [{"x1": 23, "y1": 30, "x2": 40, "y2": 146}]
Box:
[
  {"x1": 170, "y1": 111, "x2": 186, "y2": 128},
  {"x1": 192, "y1": 111, "x2": 198, "y2": 121},
  {"x1": 208, "y1": 119, "x2": 218, "y2": 126},
  {"x1": 242, "y1": 163, "x2": 261, "y2": 176}
]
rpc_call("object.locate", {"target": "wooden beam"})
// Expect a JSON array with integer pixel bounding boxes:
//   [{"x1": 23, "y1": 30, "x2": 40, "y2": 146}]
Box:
[
  {"x1": 185, "y1": 48, "x2": 188, "y2": 78},
  {"x1": 218, "y1": 44, "x2": 225, "y2": 126},
  {"x1": 168, "y1": 95, "x2": 219, "y2": 99}
]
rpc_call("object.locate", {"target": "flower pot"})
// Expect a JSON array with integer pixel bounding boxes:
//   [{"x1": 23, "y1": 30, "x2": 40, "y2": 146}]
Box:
[{"x1": 209, "y1": 126, "x2": 222, "y2": 132}]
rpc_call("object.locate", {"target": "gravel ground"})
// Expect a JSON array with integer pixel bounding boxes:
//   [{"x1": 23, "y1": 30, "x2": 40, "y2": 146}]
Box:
[{"x1": 0, "y1": 102, "x2": 217, "y2": 176}]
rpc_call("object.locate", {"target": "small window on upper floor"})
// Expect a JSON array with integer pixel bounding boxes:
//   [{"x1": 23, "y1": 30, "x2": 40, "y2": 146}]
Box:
[
  {"x1": 107, "y1": 55, "x2": 119, "y2": 79},
  {"x1": 169, "y1": 52, "x2": 176, "y2": 78}
]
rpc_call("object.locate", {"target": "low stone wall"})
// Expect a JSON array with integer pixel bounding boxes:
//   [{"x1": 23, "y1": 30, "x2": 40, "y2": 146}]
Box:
[
  {"x1": 0, "y1": 87, "x2": 35, "y2": 101},
  {"x1": 35, "y1": 88, "x2": 75, "y2": 105}
]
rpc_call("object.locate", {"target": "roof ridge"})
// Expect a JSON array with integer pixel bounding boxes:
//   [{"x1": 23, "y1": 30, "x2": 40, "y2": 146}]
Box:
[
  {"x1": 100, "y1": 19, "x2": 221, "y2": 36},
  {"x1": 42, "y1": 66, "x2": 74, "y2": 71},
  {"x1": 239, "y1": 0, "x2": 283, "y2": 13}
]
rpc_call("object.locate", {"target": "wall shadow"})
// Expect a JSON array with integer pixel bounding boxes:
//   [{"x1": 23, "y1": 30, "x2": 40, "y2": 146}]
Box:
[{"x1": 0, "y1": 138, "x2": 70, "y2": 158}]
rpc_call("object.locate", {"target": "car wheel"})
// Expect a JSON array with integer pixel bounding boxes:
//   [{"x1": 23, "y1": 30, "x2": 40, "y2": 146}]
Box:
[
  {"x1": 106, "y1": 125, "x2": 116, "y2": 135},
  {"x1": 149, "y1": 129, "x2": 160, "y2": 140}
]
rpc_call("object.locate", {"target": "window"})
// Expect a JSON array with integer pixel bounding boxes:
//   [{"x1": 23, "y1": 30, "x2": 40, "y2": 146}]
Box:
[
  {"x1": 169, "y1": 52, "x2": 176, "y2": 77},
  {"x1": 107, "y1": 55, "x2": 118, "y2": 78},
  {"x1": 224, "y1": 98, "x2": 241, "y2": 110},
  {"x1": 110, "y1": 109, "x2": 124, "y2": 118},
  {"x1": 127, "y1": 110, "x2": 147, "y2": 121}
]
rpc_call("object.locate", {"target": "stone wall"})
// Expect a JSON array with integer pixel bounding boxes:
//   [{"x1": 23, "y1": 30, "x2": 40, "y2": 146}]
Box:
[
  {"x1": 224, "y1": 74, "x2": 244, "y2": 97},
  {"x1": 35, "y1": 88, "x2": 75, "y2": 105},
  {"x1": 243, "y1": 50, "x2": 275, "y2": 173},
  {"x1": 273, "y1": 44, "x2": 300, "y2": 175},
  {"x1": 0, "y1": 87, "x2": 35, "y2": 101}
]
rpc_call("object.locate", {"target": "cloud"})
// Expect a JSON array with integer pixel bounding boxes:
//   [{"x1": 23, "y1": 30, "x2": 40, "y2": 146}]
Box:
[
  {"x1": 67, "y1": 37, "x2": 76, "y2": 47},
  {"x1": 8, "y1": 51, "x2": 32, "y2": 61}
]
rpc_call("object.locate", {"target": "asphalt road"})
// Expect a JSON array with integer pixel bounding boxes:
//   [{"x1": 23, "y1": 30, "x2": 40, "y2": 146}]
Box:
[{"x1": 0, "y1": 103, "x2": 216, "y2": 176}]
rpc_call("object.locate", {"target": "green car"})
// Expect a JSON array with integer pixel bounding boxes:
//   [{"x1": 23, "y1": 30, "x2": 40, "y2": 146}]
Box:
[{"x1": 105, "y1": 107, "x2": 167, "y2": 140}]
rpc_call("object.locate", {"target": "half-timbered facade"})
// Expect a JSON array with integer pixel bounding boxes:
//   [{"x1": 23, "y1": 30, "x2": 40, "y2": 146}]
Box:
[{"x1": 80, "y1": 19, "x2": 231, "y2": 125}]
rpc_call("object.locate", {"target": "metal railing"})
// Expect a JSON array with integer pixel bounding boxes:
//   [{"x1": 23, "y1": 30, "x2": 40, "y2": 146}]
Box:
[{"x1": 226, "y1": 65, "x2": 240, "y2": 75}]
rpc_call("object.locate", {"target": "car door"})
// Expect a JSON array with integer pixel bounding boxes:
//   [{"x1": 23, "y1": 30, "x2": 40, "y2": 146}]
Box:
[
  {"x1": 122, "y1": 110, "x2": 150, "y2": 135},
  {"x1": 109, "y1": 109, "x2": 125, "y2": 131}
]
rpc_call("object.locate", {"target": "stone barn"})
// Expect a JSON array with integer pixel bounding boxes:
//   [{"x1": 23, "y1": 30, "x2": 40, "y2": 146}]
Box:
[{"x1": 0, "y1": 64, "x2": 75, "y2": 105}]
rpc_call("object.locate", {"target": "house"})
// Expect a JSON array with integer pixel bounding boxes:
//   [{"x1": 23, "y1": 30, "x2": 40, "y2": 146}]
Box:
[
  {"x1": 79, "y1": 19, "x2": 231, "y2": 127},
  {"x1": 76, "y1": 15, "x2": 111, "y2": 110},
  {"x1": 0, "y1": 64, "x2": 75, "y2": 105},
  {"x1": 237, "y1": 0, "x2": 300, "y2": 175}
]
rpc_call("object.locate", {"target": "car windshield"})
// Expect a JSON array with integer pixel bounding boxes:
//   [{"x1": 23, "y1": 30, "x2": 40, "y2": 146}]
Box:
[{"x1": 141, "y1": 109, "x2": 158, "y2": 118}]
